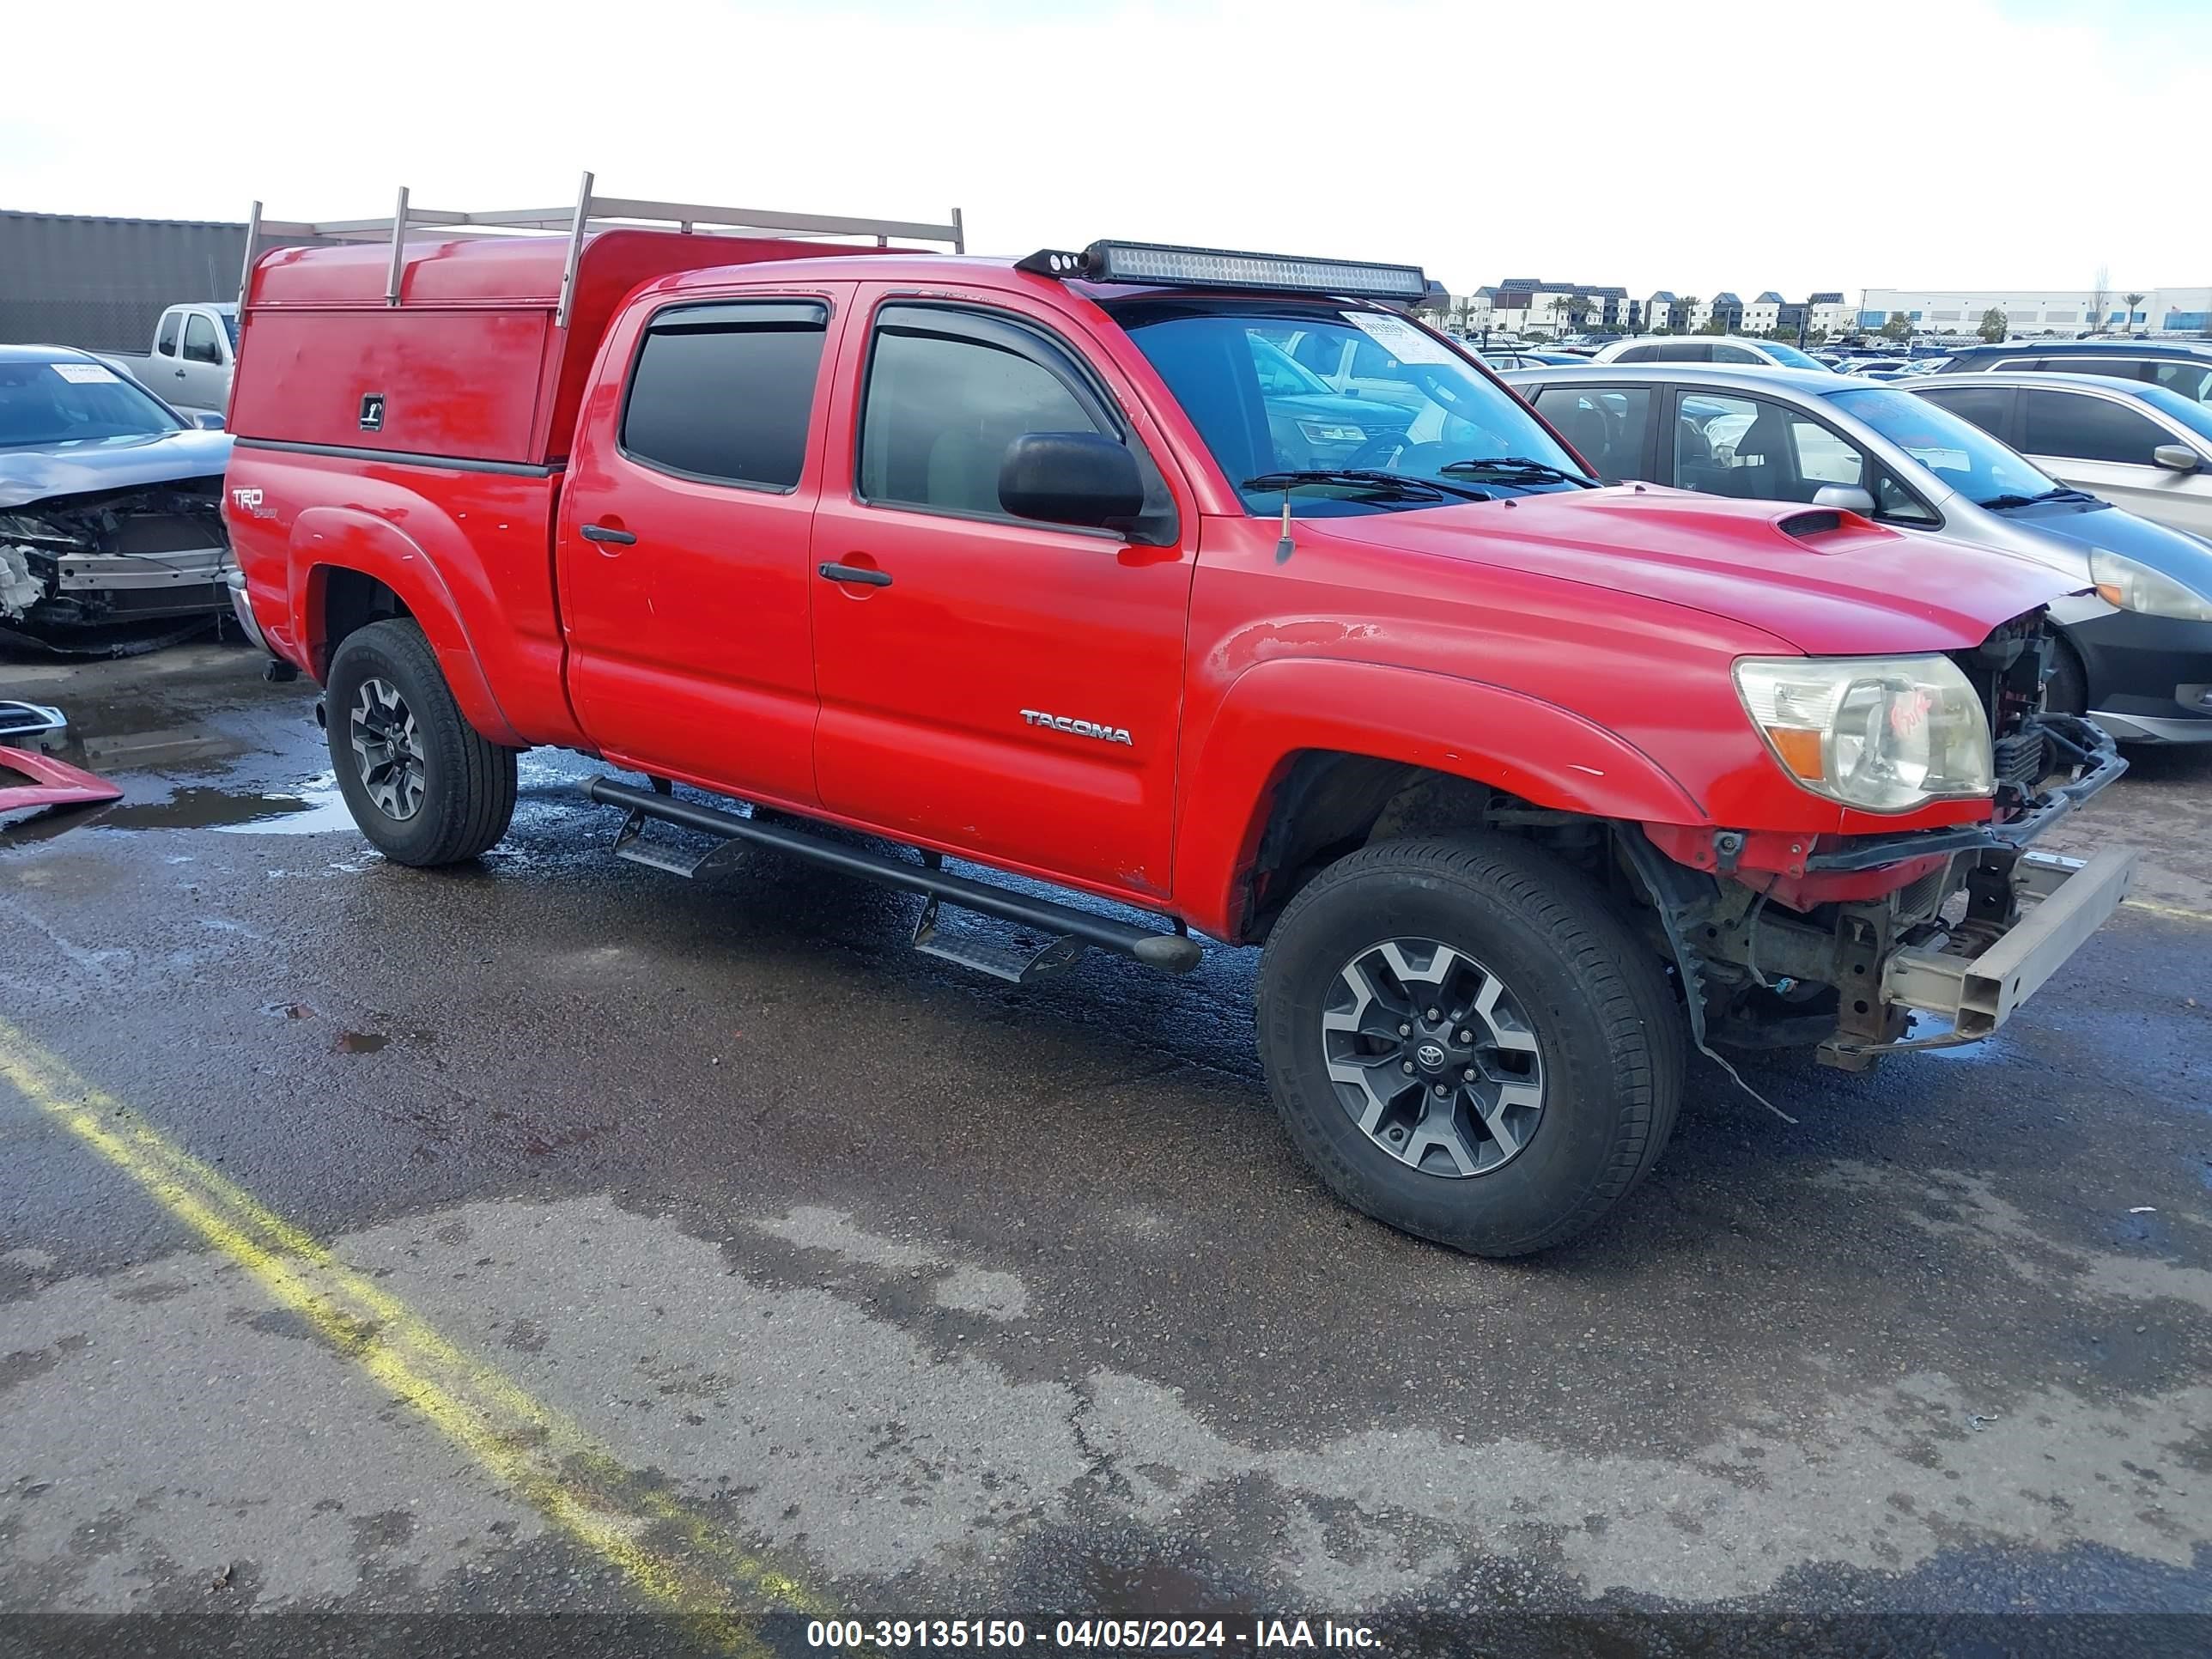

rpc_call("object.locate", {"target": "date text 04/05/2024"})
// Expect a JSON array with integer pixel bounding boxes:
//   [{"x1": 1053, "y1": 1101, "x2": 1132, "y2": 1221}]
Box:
[{"x1": 805, "y1": 1619, "x2": 1383, "y2": 1650}]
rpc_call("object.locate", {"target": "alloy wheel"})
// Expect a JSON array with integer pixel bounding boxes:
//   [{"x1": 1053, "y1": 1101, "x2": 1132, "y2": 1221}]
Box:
[
  {"x1": 1321, "y1": 938, "x2": 1546, "y2": 1177},
  {"x1": 349, "y1": 676, "x2": 426, "y2": 821}
]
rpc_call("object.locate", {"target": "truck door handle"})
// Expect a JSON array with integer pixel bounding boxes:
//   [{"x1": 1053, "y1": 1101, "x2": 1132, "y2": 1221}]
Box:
[
  {"x1": 818, "y1": 562, "x2": 892, "y2": 588},
  {"x1": 580, "y1": 523, "x2": 636, "y2": 545}
]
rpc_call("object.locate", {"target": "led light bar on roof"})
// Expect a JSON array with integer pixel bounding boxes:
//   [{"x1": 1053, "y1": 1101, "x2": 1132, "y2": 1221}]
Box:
[{"x1": 1017, "y1": 240, "x2": 1428, "y2": 305}]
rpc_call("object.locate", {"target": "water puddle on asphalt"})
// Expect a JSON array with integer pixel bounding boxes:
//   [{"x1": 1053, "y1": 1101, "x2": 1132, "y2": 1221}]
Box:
[{"x1": 97, "y1": 774, "x2": 362, "y2": 836}]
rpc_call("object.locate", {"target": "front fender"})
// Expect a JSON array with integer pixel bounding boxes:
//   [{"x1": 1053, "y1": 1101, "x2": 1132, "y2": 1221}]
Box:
[
  {"x1": 1174, "y1": 657, "x2": 1710, "y2": 939},
  {"x1": 289, "y1": 507, "x2": 524, "y2": 746}
]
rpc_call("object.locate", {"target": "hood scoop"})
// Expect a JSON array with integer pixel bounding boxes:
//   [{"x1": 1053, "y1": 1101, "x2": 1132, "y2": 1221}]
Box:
[{"x1": 1774, "y1": 507, "x2": 1866, "y2": 543}]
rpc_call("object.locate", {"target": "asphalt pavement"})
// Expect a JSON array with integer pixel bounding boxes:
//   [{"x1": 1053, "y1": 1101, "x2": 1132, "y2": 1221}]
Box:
[{"x1": 3, "y1": 641, "x2": 2209, "y2": 1658}]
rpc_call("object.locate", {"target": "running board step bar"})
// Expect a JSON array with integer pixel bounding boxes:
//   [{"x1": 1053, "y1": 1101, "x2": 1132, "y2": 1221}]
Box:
[{"x1": 585, "y1": 777, "x2": 1203, "y2": 977}]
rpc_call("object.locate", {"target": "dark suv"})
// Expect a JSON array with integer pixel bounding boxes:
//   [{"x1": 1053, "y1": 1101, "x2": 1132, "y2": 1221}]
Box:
[{"x1": 1935, "y1": 338, "x2": 2212, "y2": 404}]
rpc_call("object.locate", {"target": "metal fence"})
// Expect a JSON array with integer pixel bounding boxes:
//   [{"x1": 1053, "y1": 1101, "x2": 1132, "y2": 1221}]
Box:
[{"x1": 0, "y1": 211, "x2": 252, "y2": 353}]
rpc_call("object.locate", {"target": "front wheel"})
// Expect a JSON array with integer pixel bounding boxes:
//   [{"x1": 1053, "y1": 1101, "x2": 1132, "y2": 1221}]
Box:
[
  {"x1": 1256, "y1": 835, "x2": 1683, "y2": 1257},
  {"x1": 325, "y1": 618, "x2": 517, "y2": 866}
]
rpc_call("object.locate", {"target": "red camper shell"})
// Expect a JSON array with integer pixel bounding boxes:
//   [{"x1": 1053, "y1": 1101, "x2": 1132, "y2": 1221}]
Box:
[{"x1": 231, "y1": 230, "x2": 894, "y2": 466}]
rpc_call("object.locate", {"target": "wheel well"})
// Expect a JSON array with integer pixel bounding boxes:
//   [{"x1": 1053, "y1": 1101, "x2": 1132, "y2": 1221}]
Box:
[
  {"x1": 1237, "y1": 751, "x2": 1608, "y2": 944},
  {"x1": 314, "y1": 567, "x2": 410, "y2": 677}
]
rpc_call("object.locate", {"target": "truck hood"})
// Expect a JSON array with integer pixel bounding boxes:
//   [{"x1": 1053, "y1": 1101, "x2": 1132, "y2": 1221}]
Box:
[
  {"x1": 0, "y1": 430, "x2": 233, "y2": 510},
  {"x1": 1316, "y1": 485, "x2": 2083, "y2": 655}
]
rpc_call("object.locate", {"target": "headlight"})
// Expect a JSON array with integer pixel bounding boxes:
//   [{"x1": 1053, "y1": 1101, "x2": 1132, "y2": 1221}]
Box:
[
  {"x1": 1734, "y1": 655, "x2": 1993, "y2": 812},
  {"x1": 2088, "y1": 549, "x2": 2212, "y2": 622},
  {"x1": 1296, "y1": 420, "x2": 1366, "y2": 444}
]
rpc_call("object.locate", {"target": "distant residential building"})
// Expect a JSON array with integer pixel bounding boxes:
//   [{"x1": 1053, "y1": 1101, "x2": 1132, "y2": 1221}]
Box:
[
  {"x1": 1645, "y1": 291, "x2": 1686, "y2": 331},
  {"x1": 1471, "y1": 277, "x2": 1636, "y2": 336},
  {"x1": 1808, "y1": 292, "x2": 1854, "y2": 337},
  {"x1": 1858, "y1": 285, "x2": 2212, "y2": 337}
]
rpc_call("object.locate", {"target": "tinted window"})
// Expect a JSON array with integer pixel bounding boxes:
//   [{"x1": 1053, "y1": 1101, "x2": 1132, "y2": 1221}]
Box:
[
  {"x1": 2038, "y1": 356, "x2": 2153, "y2": 382},
  {"x1": 1533, "y1": 386, "x2": 1653, "y2": 483},
  {"x1": 1711, "y1": 343, "x2": 1760, "y2": 364},
  {"x1": 155, "y1": 313, "x2": 179, "y2": 356},
  {"x1": 859, "y1": 316, "x2": 1103, "y2": 516},
  {"x1": 2021, "y1": 391, "x2": 2168, "y2": 465},
  {"x1": 1913, "y1": 384, "x2": 2014, "y2": 444},
  {"x1": 2150, "y1": 360, "x2": 2212, "y2": 405},
  {"x1": 622, "y1": 302, "x2": 828, "y2": 489},
  {"x1": 1613, "y1": 343, "x2": 1658, "y2": 363},
  {"x1": 1656, "y1": 342, "x2": 1711, "y2": 363},
  {"x1": 182, "y1": 313, "x2": 222, "y2": 365}
]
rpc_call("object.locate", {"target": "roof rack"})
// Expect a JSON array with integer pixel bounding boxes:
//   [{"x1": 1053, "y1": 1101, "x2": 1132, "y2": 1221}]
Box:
[{"x1": 241, "y1": 170, "x2": 966, "y2": 328}]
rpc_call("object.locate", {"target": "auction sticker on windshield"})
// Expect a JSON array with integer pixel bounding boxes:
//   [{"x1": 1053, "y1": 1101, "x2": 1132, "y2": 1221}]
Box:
[
  {"x1": 1342, "y1": 311, "x2": 1460, "y2": 366},
  {"x1": 50, "y1": 362, "x2": 121, "y2": 385}
]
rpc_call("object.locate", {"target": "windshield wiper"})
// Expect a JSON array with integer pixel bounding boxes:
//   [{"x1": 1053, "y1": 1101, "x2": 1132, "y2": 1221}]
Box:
[
  {"x1": 1243, "y1": 469, "x2": 1494, "y2": 503},
  {"x1": 1440, "y1": 456, "x2": 1599, "y2": 488},
  {"x1": 1980, "y1": 486, "x2": 2102, "y2": 511}
]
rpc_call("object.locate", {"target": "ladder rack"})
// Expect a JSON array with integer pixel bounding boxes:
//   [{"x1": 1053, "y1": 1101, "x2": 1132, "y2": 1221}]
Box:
[{"x1": 241, "y1": 170, "x2": 965, "y2": 326}]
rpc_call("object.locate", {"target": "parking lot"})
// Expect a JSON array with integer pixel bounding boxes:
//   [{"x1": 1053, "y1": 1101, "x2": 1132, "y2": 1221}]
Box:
[{"x1": 0, "y1": 639, "x2": 2206, "y2": 1655}]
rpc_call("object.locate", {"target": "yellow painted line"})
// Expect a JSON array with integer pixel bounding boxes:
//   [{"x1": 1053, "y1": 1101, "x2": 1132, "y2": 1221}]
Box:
[
  {"x1": 2124, "y1": 896, "x2": 2212, "y2": 925},
  {"x1": 0, "y1": 1018, "x2": 833, "y2": 1653}
]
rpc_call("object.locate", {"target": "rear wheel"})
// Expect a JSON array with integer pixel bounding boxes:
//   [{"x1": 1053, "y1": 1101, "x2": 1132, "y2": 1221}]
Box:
[
  {"x1": 1256, "y1": 835, "x2": 1682, "y2": 1256},
  {"x1": 325, "y1": 619, "x2": 516, "y2": 866}
]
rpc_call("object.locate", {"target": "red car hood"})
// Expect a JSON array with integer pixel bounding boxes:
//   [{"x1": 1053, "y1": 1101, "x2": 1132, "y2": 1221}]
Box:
[{"x1": 1316, "y1": 486, "x2": 2082, "y2": 655}]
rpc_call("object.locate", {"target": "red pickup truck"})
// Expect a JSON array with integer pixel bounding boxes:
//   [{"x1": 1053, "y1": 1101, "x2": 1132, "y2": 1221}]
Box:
[{"x1": 225, "y1": 197, "x2": 2132, "y2": 1255}]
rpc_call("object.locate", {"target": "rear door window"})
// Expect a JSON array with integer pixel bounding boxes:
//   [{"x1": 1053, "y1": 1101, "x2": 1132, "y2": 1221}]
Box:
[
  {"x1": 1656, "y1": 342, "x2": 1712, "y2": 363},
  {"x1": 2021, "y1": 390, "x2": 2168, "y2": 465},
  {"x1": 621, "y1": 301, "x2": 830, "y2": 489},
  {"x1": 1914, "y1": 384, "x2": 2016, "y2": 445}
]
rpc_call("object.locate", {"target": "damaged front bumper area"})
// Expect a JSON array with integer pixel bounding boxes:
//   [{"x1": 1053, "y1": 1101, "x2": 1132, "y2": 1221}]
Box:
[
  {"x1": 1869, "y1": 846, "x2": 2133, "y2": 1049},
  {"x1": 0, "y1": 480, "x2": 234, "y2": 655},
  {"x1": 1815, "y1": 714, "x2": 2132, "y2": 1065},
  {"x1": 1627, "y1": 715, "x2": 2134, "y2": 1072}
]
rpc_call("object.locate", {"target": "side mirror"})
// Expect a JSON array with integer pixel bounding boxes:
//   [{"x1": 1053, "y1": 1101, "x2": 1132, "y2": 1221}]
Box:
[
  {"x1": 1812, "y1": 484, "x2": 1879, "y2": 516},
  {"x1": 189, "y1": 410, "x2": 226, "y2": 431},
  {"x1": 2153, "y1": 443, "x2": 2201, "y2": 474},
  {"x1": 999, "y1": 431, "x2": 1143, "y2": 531}
]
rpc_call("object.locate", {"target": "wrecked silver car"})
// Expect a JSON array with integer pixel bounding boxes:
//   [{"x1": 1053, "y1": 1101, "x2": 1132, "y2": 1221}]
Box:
[{"x1": 0, "y1": 344, "x2": 234, "y2": 657}]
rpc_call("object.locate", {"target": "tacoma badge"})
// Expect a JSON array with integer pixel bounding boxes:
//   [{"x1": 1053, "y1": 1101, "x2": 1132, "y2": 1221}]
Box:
[{"x1": 1020, "y1": 709, "x2": 1133, "y2": 746}]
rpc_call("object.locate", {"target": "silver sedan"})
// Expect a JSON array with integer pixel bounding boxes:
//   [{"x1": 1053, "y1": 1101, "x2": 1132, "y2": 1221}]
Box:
[{"x1": 1499, "y1": 362, "x2": 2212, "y2": 743}]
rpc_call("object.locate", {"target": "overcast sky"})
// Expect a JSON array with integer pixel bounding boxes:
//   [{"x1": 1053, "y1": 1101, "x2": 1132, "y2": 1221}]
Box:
[{"x1": 5, "y1": 0, "x2": 2204, "y2": 301}]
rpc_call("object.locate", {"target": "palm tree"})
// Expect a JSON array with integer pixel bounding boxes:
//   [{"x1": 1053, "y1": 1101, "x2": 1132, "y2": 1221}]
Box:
[{"x1": 2124, "y1": 293, "x2": 2147, "y2": 337}]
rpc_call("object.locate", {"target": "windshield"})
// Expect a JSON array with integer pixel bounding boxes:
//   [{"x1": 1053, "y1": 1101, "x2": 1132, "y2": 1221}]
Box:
[
  {"x1": 0, "y1": 360, "x2": 183, "y2": 449},
  {"x1": 1109, "y1": 298, "x2": 1584, "y2": 514},
  {"x1": 2130, "y1": 380, "x2": 2212, "y2": 445},
  {"x1": 1757, "y1": 341, "x2": 1826, "y2": 370},
  {"x1": 1827, "y1": 386, "x2": 2057, "y2": 507}
]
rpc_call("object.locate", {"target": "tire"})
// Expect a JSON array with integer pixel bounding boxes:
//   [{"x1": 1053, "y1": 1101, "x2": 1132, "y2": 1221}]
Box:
[
  {"x1": 325, "y1": 618, "x2": 517, "y2": 866},
  {"x1": 2045, "y1": 635, "x2": 2088, "y2": 717},
  {"x1": 1256, "y1": 834, "x2": 1684, "y2": 1257}
]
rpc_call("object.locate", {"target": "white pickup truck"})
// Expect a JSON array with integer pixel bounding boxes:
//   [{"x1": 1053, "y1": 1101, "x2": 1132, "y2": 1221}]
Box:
[{"x1": 98, "y1": 302, "x2": 239, "y2": 419}]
